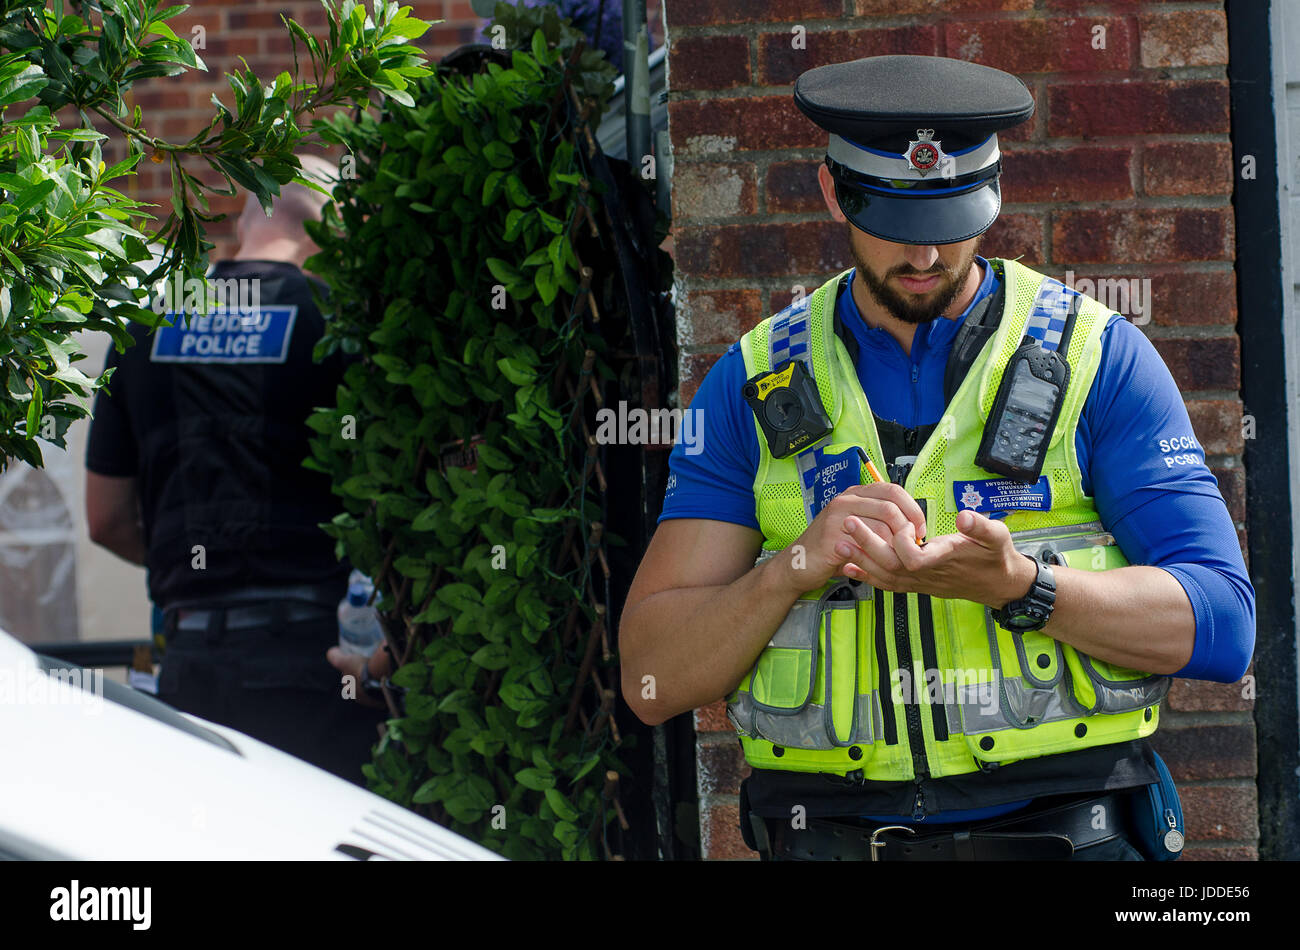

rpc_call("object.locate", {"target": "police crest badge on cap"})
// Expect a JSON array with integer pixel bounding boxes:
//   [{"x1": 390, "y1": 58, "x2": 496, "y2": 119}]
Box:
[{"x1": 905, "y1": 129, "x2": 947, "y2": 176}]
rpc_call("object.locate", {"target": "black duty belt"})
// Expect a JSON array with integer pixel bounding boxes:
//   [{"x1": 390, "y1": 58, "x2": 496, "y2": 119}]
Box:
[
  {"x1": 163, "y1": 586, "x2": 338, "y2": 634},
  {"x1": 169, "y1": 603, "x2": 334, "y2": 632},
  {"x1": 769, "y1": 792, "x2": 1130, "y2": 861}
]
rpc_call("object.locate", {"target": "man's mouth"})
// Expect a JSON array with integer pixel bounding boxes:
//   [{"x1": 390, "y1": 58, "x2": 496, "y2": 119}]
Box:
[{"x1": 894, "y1": 272, "x2": 943, "y2": 293}]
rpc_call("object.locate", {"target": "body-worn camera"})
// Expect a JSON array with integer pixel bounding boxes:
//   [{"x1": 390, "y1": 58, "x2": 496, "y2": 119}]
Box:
[
  {"x1": 975, "y1": 337, "x2": 1069, "y2": 482},
  {"x1": 742, "y1": 359, "x2": 834, "y2": 459}
]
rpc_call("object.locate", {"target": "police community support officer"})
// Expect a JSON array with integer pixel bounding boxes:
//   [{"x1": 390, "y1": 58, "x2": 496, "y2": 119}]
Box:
[
  {"x1": 85, "y1": 155, "x2": 387, "y2": 785},
  {"x1": 621, "y1": 56, "x2": 1255, "y2": 860}
]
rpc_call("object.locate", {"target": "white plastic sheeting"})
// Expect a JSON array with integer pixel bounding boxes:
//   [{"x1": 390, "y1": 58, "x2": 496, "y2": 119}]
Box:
[{"x1": 0, "y1": 330, "x2": 151, "y2": 646}]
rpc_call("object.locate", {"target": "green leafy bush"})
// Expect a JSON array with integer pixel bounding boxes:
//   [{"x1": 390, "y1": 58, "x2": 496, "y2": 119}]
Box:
[
  {"x1": 0, "y1": 0, "x2": 432, "y2": 468},
  {"x1": 304, "y1": 3, "x2": 626, "y2": 859}
]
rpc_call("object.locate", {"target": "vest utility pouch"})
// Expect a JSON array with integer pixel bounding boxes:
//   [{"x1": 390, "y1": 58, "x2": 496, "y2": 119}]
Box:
[
  {"x1": 976, "y1": 338, "x2": 1069, "y2": 483},
  {"x1": 1129, "y1": 750, "x2": 1185, "y2": 860},
  {"x1": 821, "y1": 596, "x2": 858, "y2": 746},
  {"x1": 743, "y1": 359, "x2": 833, "y2": 459},
  {"x1": 741, "y1": 582, "x2": 861, "y2": 752}
]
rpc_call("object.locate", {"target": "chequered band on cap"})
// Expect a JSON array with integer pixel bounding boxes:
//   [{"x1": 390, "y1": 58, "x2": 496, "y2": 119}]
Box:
[{"x1": 827, "y1": 132, "x2": 1001, "y2": 187}]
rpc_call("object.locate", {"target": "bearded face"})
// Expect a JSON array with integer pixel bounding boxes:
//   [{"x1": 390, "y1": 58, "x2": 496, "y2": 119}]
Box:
[{"x1": 848, "y1": 226, "x2": 982, "y2": 325}]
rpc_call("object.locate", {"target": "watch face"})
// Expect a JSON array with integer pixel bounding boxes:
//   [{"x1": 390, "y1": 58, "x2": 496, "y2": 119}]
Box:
[{"x1": 1002, "y1": 604, "x2": 1047, "y2": 631}]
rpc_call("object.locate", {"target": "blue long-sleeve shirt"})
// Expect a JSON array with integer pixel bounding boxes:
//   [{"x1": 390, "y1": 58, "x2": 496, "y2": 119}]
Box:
[{"x1": 660, "y1": 258, "x2": 1255, "y2": 684}]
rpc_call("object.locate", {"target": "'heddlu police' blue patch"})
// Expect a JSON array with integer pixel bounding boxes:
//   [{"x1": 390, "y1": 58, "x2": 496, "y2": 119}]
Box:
[
  {"x1": 804, "y1": 446, "x2": 861, "y2": 519},
  {"x1": 150, "y1": 306, "x2": 297, "y2": 364},
  {"x1": 953, "y1": 476, "x2": 1052, "y2": 515}
]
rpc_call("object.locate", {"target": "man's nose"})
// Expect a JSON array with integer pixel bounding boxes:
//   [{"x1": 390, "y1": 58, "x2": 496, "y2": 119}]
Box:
[{"x1": 902, "y1": 244, "x2": 940, "y2": 272}]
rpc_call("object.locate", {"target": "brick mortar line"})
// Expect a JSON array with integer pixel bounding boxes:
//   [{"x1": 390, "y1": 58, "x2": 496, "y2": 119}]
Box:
[
  {"x1": 1159, "y1": 709, "x2": 1256, "y2": 727},
  {"x1": 1056, "y1": 2, "x2": 1229, "y2": 11},
  {"x1": 1005, "y1": 196, "x2": 1234, "y2": 212},
  {"x1": 1193, "y1": 420, "x2": 1250, "y2": 434},
  {"x1": 1181, "y1": 840, "x2": 1258, "y2": 849},
  {"x1": 1001, "y1": 136, "x2": 1236, "y2": 147},
  {"x1": 1143, "y1": 326, "x2": 1242, "y2": 340},
  {"x1": 666, "y1": 66, "x2": 1228, "y2": 101},
  {"x1": 665, "y1": 7, "x2": 1225, "y2": 42},
  {"x1": 672, "y1": 210, "x2": 832, "y2": 227},
  {"x1": 1173, "y1": 777, "x2": 1260, "y2": 788}
]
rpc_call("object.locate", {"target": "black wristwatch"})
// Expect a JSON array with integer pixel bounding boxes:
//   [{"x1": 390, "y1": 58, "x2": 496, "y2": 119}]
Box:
[{"x1": 993, "y1": 554, "x2": 1057, "y2": 632}]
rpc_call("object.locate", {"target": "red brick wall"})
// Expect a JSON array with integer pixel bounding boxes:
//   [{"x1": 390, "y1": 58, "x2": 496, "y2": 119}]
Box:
[{"x1": 663, "y1": 0, "x2": 1256, "y2": 860}]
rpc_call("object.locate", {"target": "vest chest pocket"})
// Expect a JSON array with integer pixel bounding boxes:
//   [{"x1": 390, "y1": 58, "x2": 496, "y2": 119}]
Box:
[{"x1": 739, "y1": 581, "x2": 867, "y2": 751}]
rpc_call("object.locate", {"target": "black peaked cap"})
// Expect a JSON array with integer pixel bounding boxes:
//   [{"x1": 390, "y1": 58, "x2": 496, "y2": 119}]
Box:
[{"x1": 794, "y1": 55, "x2": 1034, "y2": 151}]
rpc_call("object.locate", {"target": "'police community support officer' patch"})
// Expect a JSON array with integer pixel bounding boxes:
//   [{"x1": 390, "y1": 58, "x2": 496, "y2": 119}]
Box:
[{"x1": 150, "y1": 306, "x2": 298, "y2": 364}]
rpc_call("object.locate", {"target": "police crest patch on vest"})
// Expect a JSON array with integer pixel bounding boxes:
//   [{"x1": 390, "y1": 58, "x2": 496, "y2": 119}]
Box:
[{"x1": 953, "y1": 475, "x2": 1052, "y2": 515}]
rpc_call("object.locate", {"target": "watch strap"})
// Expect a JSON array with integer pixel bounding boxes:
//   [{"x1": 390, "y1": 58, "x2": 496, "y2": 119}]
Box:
[{"x1": 995, "y1": 554, "x2": 1056, "y2": 630}]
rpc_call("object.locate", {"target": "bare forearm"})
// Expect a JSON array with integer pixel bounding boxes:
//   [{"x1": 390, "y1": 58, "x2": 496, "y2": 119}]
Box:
[
  {"x1": 86, "y1": 473, "x2": 147, "y2": 567},
  {"x1": 621, "y1": 554, "x2": 801, "y2": 725},
  {"x1": 94, "y1": 521, "x2": 147, "y2": 566},
  {"x1": 1044, "y1": 564, "x2": 1194, "y2": 674}
]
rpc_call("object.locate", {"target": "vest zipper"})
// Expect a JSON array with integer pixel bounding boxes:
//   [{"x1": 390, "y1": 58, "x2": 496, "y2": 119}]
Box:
[
  {"x1": 889, "y1": 465, "x2": 931, "y2": 784},
  {"x1": 893, "y1": 591, "x2": 929, "y2": 781}
]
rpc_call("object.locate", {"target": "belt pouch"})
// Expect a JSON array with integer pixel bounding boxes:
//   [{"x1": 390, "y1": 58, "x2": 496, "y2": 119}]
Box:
[{"x1": 1129, "y1": 750, "x2": 1184, "y2": 860}]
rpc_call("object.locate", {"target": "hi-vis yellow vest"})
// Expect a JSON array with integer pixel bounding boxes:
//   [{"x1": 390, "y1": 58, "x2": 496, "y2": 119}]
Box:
[{"x1": 726, "y1": 258, "x2": 1169, "y2": 781}]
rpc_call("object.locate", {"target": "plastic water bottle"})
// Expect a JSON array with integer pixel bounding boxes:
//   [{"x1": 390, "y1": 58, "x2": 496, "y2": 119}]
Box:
[{"x1": 337, "y1": 570, "x2": 385, "y2": 658}]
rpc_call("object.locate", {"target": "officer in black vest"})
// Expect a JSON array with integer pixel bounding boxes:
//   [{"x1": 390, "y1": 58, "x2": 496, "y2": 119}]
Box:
[{"x1": 85, "y1": 155, "x2": 387, "y2": 784}]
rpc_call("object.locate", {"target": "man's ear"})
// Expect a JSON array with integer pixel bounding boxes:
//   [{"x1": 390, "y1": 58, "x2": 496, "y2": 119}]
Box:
[{"x1": 818, "y1": 163, "x2": 848, "y2": 223}]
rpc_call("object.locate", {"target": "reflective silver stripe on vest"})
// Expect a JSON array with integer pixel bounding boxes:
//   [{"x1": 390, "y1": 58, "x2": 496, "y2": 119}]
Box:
[
  {"x1": 729, "y1": 688, "x2": 885, "y2": 750},
  {"x1": 955, "y1": 677, "x2": 1081, "y2": 733},
  {"x1": 1022, "y1": 277, "x2": 1080, "y2": 352}
]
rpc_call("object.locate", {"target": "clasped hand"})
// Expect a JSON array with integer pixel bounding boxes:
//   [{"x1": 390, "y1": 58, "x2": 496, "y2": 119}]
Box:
[{"x1": 787, "y1": 483, "x2": 1033, "y2": 608}]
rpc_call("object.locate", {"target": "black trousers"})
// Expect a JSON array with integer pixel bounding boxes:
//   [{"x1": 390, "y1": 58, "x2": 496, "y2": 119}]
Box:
[{"x1": 156, "y1": 612, "x2": 388, "y2": 787}]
